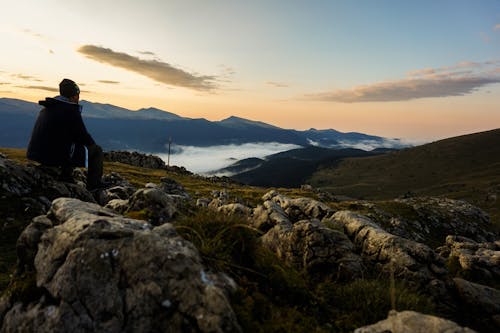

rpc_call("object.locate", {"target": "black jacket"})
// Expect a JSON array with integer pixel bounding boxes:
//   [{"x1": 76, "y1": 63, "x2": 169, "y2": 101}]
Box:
[{"x1": 27, "y1": 97, "x2": 95, "y2": 166}]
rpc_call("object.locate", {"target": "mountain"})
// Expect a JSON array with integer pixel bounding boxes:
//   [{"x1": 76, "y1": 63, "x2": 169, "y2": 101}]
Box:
[
  {"x1": 220, "y1": 146, "x2": 390, "y2": 187},
  {"x1": 0, "y1": 97, "x2": 404, "y2": 152},
  {"x1": 308, "y1": 128, "x2": 500, "y2": 223}
]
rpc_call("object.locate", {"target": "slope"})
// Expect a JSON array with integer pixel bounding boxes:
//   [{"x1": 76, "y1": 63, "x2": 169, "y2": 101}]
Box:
[{"x1": 309, "y1": 128, "x2": 500, "y2": 225}]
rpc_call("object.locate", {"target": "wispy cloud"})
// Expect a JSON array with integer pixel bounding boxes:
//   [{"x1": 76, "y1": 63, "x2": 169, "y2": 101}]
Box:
[
  {"x1": 97, "y1": 80, "x2": 120, "y2": 84},
  {"x1": 137, "y1": 50, "x2": 157, "y2": 56},
  {"x1": 11, "y1": 74, "x2": 43, "y2": 82},
  {"x1": 17, "y1": 85, "x2": 58, "y2": 92},
  {"x1": 266, "y1": 81, "x2": 289, "y2": 88},
  {"x1": 305, "y1": 60, "x2": 500, "y2": 103},
  {"x1": 494, "y1": 24, "x2": 500, "y2": 31},
  {"x1": 78, "y1": 45, "x2": 217, "y2": 91}
]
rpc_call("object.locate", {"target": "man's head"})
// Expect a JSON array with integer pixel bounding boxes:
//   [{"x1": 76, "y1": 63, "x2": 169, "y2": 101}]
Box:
[{"x1": 59, "y1": 78, "x2": 80, "y2": 102}]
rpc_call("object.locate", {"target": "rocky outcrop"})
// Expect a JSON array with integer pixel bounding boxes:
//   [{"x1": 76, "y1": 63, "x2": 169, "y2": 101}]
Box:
[
  {"x1": 452, "y1": 278, "x2": 500, "y2": 331},
  {"x1": 263, "y1": 190, "x2": 334, "y2": 221},
  {"x1": 104, "y1": 178, "x2": 190, "y2": 225},
  {"x1": 438, "y1": 236, "x2": 500, "y2": 286},
  {"x1": 331, "y1": 211, "x2": 447, "y2": 284},
  {"x1": 1, "y1": 198, "x2": 241, "y2": 333},
  {"x1": 256, "y1": 191, "x2": 362, "y2": 280},
  {"x1": 262, "y1": 219, "x2": 363, "y2": 280},
  {"x1": 381, "y1": 197, "x2": 493, "y2": 245},
  {"x1": 0, "y1": 154, "x2": 96, "y2": 218},
  {"x1": 104, "y1": 151, "x2": 191, "y2": 175},
  {"x1": 354, "y1": 310, "x2": 476, "y2": 333}
]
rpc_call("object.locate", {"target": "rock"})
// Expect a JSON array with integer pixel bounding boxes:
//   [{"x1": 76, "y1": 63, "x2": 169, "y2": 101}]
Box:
[
  {"x1": 266, "y1": 191, "x2": 334, "y2": 221},
  {"x1": 438, "y1": 236, "x2": 500, "y2": 286},
  {"x1": 393, "y1": 197, "x2": 494, "y2": 243},
  {"x1": 332, "y1": 210, "x2": 446, "y2": 284},
  {"x1": 251, "y1": 200, "x2": 290, "y2": 232},
  {"x1": 0, "y1": 155, "x2": 96, "y2": 218},
  {"x1": 262, "y1": 218, "x2": 363, "y2": 280},
  {"x1": 196, "y1": 198, "x2": 211, "y2": 207},
  {"x1": 217, "y1": 203, "x2": 252, "y2": 217},
  {"x1": 0, "y1": 198, "x2": 241, "y2": 333},
  {"x1": 453, "y1": 277, "x2": 500, "y2": 313},
  {"x1": 354, "y1": 310, "x2": 476, "y2": 333},
  {"x1": 158, "y1": 177, "x2": 189, "y2": 198},
  {"x1": 15, "y1": 216, "x2": 53, "y2": 274},
  {"x1": 452, "y1": 278, "x2": 500, "y2": 332},
  {"x1": 104, "y1": 199, "x2": 130, "y2": 214},
  {"x1": 104, "y1": 151, "x2": 166, "y2": 169},
  {"x1": 126, "y1": 188, "x2": 180, "y2": 225}
]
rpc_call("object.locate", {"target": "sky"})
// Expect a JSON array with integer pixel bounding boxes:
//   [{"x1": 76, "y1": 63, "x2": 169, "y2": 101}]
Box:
[{"x1": 1, "y1": 0, "x2": 499, "y2": 141}]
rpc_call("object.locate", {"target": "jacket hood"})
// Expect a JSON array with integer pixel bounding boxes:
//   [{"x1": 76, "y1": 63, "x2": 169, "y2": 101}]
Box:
[{"x1": 39, "y1": 97, "x2": 82, "y2": 112}]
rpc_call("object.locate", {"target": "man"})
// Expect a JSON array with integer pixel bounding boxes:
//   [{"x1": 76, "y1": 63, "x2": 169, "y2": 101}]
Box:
[{"x1": 27, "y1": 78, "x2": 104, "y2": 191}]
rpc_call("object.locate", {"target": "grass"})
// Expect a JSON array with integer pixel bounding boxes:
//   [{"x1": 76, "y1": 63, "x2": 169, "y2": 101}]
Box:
[
  {"x1": 0, "y1": 147, "x2": 487, "y2": 331},
  {"x1": 309, "y1": 129, "x2": 500, "y2": 231},
  {"x1": 171, "y1": 208, "x2": 437, "y2": 332}
]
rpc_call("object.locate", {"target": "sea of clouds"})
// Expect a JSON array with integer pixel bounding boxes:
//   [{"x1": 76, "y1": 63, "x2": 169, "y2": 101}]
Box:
[
  {"x1": 156, "y1": 142, "x2": 301, "y2": 174},
  {"x1": 156, "y1": 139, "x2": 425, "y2": 175}
]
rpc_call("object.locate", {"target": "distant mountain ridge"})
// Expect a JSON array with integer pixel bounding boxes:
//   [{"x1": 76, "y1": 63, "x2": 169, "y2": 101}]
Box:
[{"x1": 0, "y1": 97, "x2": 405, "y2": 152}]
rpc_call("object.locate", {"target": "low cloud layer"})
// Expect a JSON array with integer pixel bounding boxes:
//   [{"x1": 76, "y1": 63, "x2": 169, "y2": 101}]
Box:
[
  {"x1": 306, "y1": 60, "x2": 500, "y2": 103},
  {"x1": 78, "y1": 45, "x2": 216, "y2": 91},
  {"x1": 156, "y1": 142, "x2": 301, "y2": 174}
]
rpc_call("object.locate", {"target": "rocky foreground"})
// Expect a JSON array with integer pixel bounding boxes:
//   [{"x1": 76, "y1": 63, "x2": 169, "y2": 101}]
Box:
[{"x1": 0, "y1": 152, "x2": 499, "y2": 332}]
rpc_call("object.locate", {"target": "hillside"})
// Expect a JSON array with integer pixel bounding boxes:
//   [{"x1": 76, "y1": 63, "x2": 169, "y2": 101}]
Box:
[
  {"x1": 309, "y1": 128, "x2": 500, "y2": 226},
  {"x1": 0, "y1": 148, "x2": 499, "y2": 332},
  {"x1": 227, "y1": 146, "x2": 389, "y2": 187}
]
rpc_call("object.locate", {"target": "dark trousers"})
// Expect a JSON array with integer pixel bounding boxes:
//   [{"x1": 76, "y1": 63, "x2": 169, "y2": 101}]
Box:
[{"x1": 61, "y1": 144, "x2": 103, "y2": 189}]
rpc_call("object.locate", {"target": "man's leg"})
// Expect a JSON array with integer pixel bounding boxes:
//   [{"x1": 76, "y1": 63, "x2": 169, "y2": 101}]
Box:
[
  {"x1": 87, "y1": 144, "x2": 104, "y2": 190},
  {"x1": 59, "y1": 165, "x2": 74, "y2": 182}
]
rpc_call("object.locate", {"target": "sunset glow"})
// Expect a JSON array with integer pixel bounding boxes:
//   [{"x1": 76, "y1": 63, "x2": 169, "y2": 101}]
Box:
[{"x1": 1, "y1": 0, "x2": 499, "y2": 141}]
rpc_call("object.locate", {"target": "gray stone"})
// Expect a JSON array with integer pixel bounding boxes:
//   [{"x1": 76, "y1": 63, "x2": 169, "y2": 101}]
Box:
[
  {"x1": 354, "y1": 310, "x2": 476, "y2": 333},
  {"x1": 333, "y1": 210, "x2": 445, "y2": 284},
  {"x1": 1, "y1": 198, "x2": 241, "y2": 333},
  {"x1": 261, "y1": 218, "x2": 363, "y2": 280}
]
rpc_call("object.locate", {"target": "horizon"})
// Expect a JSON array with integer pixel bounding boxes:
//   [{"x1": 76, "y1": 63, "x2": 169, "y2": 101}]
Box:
[{"x1": 1, "y1": 1, "x2": 500, "y2": 141}]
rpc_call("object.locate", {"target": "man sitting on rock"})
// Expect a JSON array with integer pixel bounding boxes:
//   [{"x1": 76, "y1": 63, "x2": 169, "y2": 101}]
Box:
[{"x1": 27, "y1": 78, "x2": 105, "y2": 191}]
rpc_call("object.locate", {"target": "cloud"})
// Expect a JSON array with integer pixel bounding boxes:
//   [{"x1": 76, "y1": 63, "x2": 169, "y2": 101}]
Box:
[
  {"x1": 137, "y1": 50, "x2": 157, "y2": 56},
  {"x1": 156, "y1": 142, "x2": 301, "y2": 174},
  {"x1": 11, "y1": 74, "x2": 43, "y2": 81},
  {"x1": 78, "y1": 45, "x2": 216, "y2": 91},
  {"x1": 266, "y1": 81, "x2": 289, "y2": 88},
  {"x1": 97, "y1": 80, "x2": 120, "y2": 84},
  {"x1": 494, "y1": 24, "x2": 500, "y2": 31},
  {"x1": 17, "y1": 85, "x2": 58, "y2": 92},
  {"x1": 305, "y1": 60, "x2": 500, "y2": 103}
]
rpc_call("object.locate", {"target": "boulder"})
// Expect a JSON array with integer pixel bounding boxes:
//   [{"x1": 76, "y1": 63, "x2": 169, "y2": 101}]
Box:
[
  {"x1": 452, "y1": 278, "x2": 500, "y2": 331},
  {"x1": 0, "y1": 155, "x2": 96, "y2": 219},
  {"x1": 438, "y1": 236, "x2": 500, "y2": 286},
  {"x1": 354, "y1": 310, "x2": 476, "y2": 333},
  {"x1": 251, "y1": 200, "x2": 290, "y2": 232},
  {"x1": 217, "y1": 203, "x2": 252, "y2": 217},
  {"x1": 332, "y1": 211, "x2": 447, "y2": 284},
  {"x1": 266, "y1": 191, "x2": 334, "y2": 221},
  {"x1": 125, "y1": 188, "x2": 180, "y2": 225},
  {"x1": 262, "y1": 219, "x2": 363, "y2": 280},
  {"x1": 0, "y1": 198, "x2": 241, "y2": 333},
  {"x1": 104, "y1": 151, "x2": 166, "y2": 169},
  {"x1": 393, "y1": 197, "x2": 494, "y2": 243}
]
